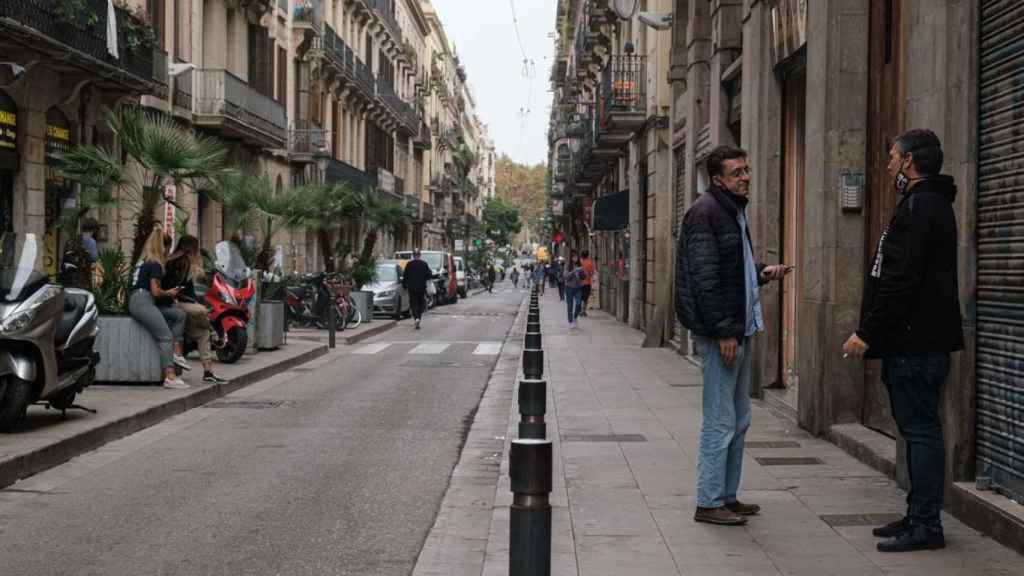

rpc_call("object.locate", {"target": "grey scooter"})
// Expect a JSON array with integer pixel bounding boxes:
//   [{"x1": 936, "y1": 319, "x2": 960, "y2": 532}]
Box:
[{"x1": 0, "y1": 233, "x2": 100, "y2": 431}]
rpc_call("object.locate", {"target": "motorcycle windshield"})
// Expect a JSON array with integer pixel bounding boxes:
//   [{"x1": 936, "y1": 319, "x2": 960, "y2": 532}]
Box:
[
  {"x1": 214, "y1": 241, "x2": 251, "y2": 284},
  {"x1": 0, "y1": 233, "x2": 45, "y2": 302}
]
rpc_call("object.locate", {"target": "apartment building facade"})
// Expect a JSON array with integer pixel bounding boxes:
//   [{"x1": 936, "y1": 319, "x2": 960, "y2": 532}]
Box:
[
  {"x1": 550, "y1": 0, "x2": 1023, "y2": 551},
  {"x1": 0, "y1": 0, "x2": 488, "y2": 275}
]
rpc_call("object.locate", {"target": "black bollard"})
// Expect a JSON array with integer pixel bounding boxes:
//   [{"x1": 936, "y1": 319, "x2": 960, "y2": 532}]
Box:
[
  {"x1": 510, "y1": 439, "x2": 552, "y2": 576},
  {"x1": 522, "y1": 347, "x2": 544, "y2": 379},
  {"x1": 518, "y1": 378, "x2": 547, "y2": 439},
  {"x1": 527, "y1": 320, "x2": 541, "y2": 334},
  {"x1": 328, "y1": 300, "x2": 337, "y2": 349},
  {"x1": 524, "y1": 330, "x2": 542, "y2": 350}
]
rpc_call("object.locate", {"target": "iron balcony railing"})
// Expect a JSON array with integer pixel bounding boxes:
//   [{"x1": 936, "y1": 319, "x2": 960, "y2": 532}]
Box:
[
  {"x1": 0, "y1": 0, "x2": 153, "y2": 82},
  {"x1": 194, "y1": 69, "x2": 287, "y2": 142},
  {"x1": 378, "y1": 81, "x2": 419, "y2": 130},
  {"x1": 370, "y1": 0, "x2": 403, "y2": 44},
  {"x1": 293, "y1": 0, "x2": 322, "y2": 30},
  {"x1": 326, "y1": 158, "x2": 377, "y2": 191},
  {"x1": 354, "y1": 58, "x2": 376, "y2": 96},
  {"x1": 322, "y1": 24, "x2": 353, "y2": 76},
  {"x1": 394, "y1": 175, "x2": 405, "y2": 197},
  {"x1": 422, "y1": 202, "x2": 434, "y2": 222},
  {"x1": 288, "y1": 119, "x2": 327, "y2": 155},
  {"x1": 173, "y1": 67, "x2": 192, "y2": 110},
  {"x1": 600, "y1": 54, "x2": 647, "y2": 117}
]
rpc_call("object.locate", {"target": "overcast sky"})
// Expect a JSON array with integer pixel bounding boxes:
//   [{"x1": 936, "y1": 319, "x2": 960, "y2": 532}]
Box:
[{"x1": 428, "y1": 0, "x2": 556, "y2": 167}]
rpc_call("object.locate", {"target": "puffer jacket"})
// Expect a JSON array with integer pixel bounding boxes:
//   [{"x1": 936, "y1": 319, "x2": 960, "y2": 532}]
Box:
[{"x1": 676, "y1": 186, "x2": 765, "y2": 340}]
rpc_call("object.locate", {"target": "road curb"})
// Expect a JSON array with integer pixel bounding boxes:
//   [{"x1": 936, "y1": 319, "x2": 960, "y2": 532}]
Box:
[
  {"x1": 340, "y1": 319, "x2": 397, "y2": 345},
  {"x1": 0, "y1": 344, "x2": 328, "y2": 489}
]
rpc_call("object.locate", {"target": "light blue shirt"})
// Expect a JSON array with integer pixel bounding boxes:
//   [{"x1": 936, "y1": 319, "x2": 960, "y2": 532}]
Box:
[{"x1": 737, "y1": 210, "x2": 764, "y2": 336}]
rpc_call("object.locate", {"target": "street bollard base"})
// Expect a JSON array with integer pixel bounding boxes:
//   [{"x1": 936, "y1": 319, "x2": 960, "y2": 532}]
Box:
[
  {"x1": 510, "y1": 505, "x2": 552, "y2": 576},
  {"x1": 522, "y1": 348, "x2": 544, "y2": 380},
  {"x1": 524, "y1": 331, "x2": 542, "y2": 350}
]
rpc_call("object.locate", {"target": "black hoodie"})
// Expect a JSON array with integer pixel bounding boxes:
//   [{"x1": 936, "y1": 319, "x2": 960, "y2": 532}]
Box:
[{"x1": 857, "y1": 175, "x2": 964, "y2": 358}]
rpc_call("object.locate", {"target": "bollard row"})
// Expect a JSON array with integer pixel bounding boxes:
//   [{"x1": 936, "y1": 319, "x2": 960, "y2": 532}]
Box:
[{"x1": 511, "y1": 280, "x2": 552, "y2": 575}]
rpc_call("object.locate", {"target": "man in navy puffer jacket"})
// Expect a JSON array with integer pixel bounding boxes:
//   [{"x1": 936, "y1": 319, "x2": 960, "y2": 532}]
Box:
[{"x1": 677, "y1": 145, "x2": 790, "y2": 526}]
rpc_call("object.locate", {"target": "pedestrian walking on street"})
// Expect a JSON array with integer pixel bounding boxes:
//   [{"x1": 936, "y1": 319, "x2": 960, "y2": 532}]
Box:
[
  {"x1": 402, "y1": 249, "x2": 432, "y2": 330},
  {"x1": 129, "y1": 225, "x2": 189, "y2": 389},
  {"x1": 555, "y1": 257, "x2": 566, "y2": 301},
  {"x1": 511, "y1": 266, "x2": 520, "y2": 289},
  {"x1": 579, "y1": 250, "x2": 595, "y2": 316},
  {"x1": 163, "y1": 235, "x2": 228, "y2": 385},
  {"x1": 533, "y1": 262, "x2": 546, "y2": 296},
  {"x1": 564, "y1": 253, "x2": 585, "y2": 329},
  {"x1": 676, "y1": 145, "x2": 791, "y2": 526},
  {"x1": 843, "y1": 129, "x2": 963, "y2": 553},
  {"x1": 486, "y1": 264, "x2": 496, "y2": 293}
]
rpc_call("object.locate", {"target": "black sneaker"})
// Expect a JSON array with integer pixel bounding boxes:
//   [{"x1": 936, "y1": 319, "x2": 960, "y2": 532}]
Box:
[
  {"x1": 203, "y1": 373, "x2": 229, "y2": 384},
  {"x1": 873, "y1": 517, "x2": 908, "y2": 538},
  {"x1": 877, "y1": 526, "x2": 945, "y2": 552}
]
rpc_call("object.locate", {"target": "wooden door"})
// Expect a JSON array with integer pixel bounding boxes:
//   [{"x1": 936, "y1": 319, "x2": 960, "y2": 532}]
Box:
[
  {"x1": 863, "y1": 0, "x2": 904, "y2": 437},
  {"x1": 782, "y1": 71, "x2": 806, "y2": 396}
]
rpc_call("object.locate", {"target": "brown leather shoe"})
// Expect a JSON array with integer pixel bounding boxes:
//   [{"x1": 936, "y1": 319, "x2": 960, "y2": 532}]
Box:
[
  {"x1": 694, "y1": 506, "x2": 748, "y2": 525},
  {"x1": 725, "y1": 500, "x2": 761, "y2": 516}
]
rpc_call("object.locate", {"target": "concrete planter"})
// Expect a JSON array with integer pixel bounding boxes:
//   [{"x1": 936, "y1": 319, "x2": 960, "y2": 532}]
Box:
[
  {"x1": 94, "y1": 315, "x2": 163, "y2": 384},
  {"x1": 350, "y1": 291, "x2": 373, "y2": 324},
  {"x1": 257, "y1": 300, "x2": 285, "y2": 350}
]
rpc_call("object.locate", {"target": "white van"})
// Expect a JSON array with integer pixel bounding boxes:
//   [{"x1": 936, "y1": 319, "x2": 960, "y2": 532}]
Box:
[{"x1": 454, "y1": 256, "x2": 468, "y2": 298}]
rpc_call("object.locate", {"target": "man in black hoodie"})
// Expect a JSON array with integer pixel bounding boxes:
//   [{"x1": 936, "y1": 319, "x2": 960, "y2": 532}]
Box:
[
  {"x1": 402, "y1": 249, "x2": 433, "y2": 330},
  {"x1": 844, "y1": 129, "x2": 964, "y2": 552}
]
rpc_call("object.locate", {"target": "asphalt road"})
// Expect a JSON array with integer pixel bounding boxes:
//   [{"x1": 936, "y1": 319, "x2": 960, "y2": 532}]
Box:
[{"x1": 0, "y1": 281, "x2": 525, "y2": 576}]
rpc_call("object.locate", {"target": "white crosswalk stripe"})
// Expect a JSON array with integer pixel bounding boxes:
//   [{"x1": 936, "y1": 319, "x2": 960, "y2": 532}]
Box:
[
  {"x1": 473, "y1": 342, "x2": 502, "y2": 356},
  {"x1": 409, "y1": 342, "x2": 451, "y2": 354},
  {"x1": 352, "y1": 342, "x2": 392, "y2": 355}
]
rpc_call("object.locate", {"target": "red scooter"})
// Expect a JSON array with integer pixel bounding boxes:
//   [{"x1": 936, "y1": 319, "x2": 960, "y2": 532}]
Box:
[{"x1": 205, "y1": 241, "x2": 254, "y2": 363}]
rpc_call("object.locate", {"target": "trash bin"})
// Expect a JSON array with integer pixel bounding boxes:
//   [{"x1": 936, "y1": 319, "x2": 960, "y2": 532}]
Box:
[
  {"x1": 258, "y1": 300, "x2": 285, "y2": 350},
  {"x1": 350, "y1": 290, "x2": 373, "y2": 324}
]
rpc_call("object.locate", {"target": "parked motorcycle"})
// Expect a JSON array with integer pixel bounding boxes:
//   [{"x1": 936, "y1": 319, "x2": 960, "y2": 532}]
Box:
[
  {"x1": 0, "y1": 233, "x2": 100, "y2": 431},
  {"x1": 205, "y1": 241, "x2": 254, "y2": 364}
]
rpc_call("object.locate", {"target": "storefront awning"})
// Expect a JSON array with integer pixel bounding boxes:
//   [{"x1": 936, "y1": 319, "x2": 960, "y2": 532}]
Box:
[{"x1": 592, "y1": 190, "x2": 629, "y2": 231}]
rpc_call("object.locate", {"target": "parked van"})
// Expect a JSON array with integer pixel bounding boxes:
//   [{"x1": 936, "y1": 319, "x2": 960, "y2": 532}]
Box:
[{"x1": 454, "y1": 256, "x2": 468, "y2": 298}]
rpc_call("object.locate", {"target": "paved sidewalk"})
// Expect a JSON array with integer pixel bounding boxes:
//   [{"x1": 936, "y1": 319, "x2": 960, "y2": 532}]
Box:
[
  {"x1": 0, "y1": 339, "x2": 326, "y2": 489},
  {"x1": 415, "y1": 291, "x2": 1023, "y2": 576}
]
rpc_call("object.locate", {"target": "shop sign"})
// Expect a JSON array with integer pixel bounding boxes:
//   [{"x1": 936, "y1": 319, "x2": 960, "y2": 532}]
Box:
[
  {"x1": 164, "y1": 183, "x2": 177, "y2": 242},
  {"x1": 45, "y1": 122, "x2": 72, "y2": 158},
  {"x1": 0, "y1": 94, "x2": 16, "y2": 152},
  {"x1": 378, "y1": 168, "x2": 395, "y2": 193},
  {"x1": 770, "y1": 0, "x2": 807, "y2": 66}
]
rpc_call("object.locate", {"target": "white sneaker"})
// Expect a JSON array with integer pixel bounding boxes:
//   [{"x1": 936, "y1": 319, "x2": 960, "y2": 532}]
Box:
[
  {"x1": 163, "y1": 377, "x2": 190, "y2": 390},
  {"x1": 173, "y1": 355, "x2": 192, "y2": 371}
]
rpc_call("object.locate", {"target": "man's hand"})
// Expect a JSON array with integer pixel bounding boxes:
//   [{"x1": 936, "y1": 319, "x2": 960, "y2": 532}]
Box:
[
  {"x1": 760, "y1": 265, "x2": 792, "y2": 282},
  {"x1": 842, "y1": 333, "x2": 869, "y2": 359},
  {"x1": 718, "y1": 337, "x2": 739, "y2": 367}
]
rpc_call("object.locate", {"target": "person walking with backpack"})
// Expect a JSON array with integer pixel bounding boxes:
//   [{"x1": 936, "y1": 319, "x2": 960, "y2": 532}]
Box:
[
  {"x1": 843, "y1": 129, "x2": 963, "y2": 553},
  {"x1": 676, "y1": 145, "x2": 791, "y2": 526},
  {"x1": 564, "y1": 252, "x2": 585, "y2": 329}
]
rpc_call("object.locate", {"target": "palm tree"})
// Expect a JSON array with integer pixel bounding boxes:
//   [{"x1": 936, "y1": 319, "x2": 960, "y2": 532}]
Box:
[
  {"x1": 286, "y1": 182, "x2": 359, "y2": 273},
  {"x1": 349, "y1": 187, "x2": 414, "y2": 288},
  {"x1": 58, "y1": 107, "x2": 227, "y2": 265}
]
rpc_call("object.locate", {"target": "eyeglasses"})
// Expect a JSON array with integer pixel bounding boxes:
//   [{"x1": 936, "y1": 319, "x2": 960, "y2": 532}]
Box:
[{"x1": 728, "y1": 166, "x2": 752, "y2": 177}]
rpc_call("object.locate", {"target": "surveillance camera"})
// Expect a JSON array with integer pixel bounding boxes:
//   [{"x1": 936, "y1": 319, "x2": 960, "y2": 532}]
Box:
[{"x1": 638, "y1": 11, "x2": 673, "y2": 31}]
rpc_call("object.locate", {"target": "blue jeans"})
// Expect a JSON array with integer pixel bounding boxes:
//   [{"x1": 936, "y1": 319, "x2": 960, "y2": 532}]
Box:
[
  {"x1": 694, "y1": 335, "x2": 752, "y2": 508},
  {"x1": 565, "y1": 286, "x2": 581, "y2": 323},
  {"x1": 883, "y1": 354, "x2": 950, "y2": 532}
]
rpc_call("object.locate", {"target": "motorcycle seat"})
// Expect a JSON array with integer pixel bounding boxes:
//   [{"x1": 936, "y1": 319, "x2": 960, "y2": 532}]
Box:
[
  {"x1": 289, "y1": 286, "x2": 308, "y2": 300},
  {"x1": 56, "y1": 292, "x2": 89, "y2": 346}
]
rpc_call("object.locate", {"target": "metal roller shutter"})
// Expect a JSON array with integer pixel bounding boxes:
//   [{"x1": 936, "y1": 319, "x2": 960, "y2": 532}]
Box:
[
  {"x1": 672, "y1": 143, "x2": 687, "y2": 349},
  {"x1": 976, "y1": 0, "x2": 1024, "y2": 501}
]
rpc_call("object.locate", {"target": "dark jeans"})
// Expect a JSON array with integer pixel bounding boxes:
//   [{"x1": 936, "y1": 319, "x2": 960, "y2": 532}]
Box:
[
  {"x1": 557, "y1": 281, "x2": 565, "y2": 301},
  {"x1": 581, "y1": 285, "x2": 592, "y2": 310},
  {"x1": 882, "y1": 354, "x2": 950, "y2": 532},
  {"x1": 409, "y1": 290, "x2": 426, "y2": 320}
]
